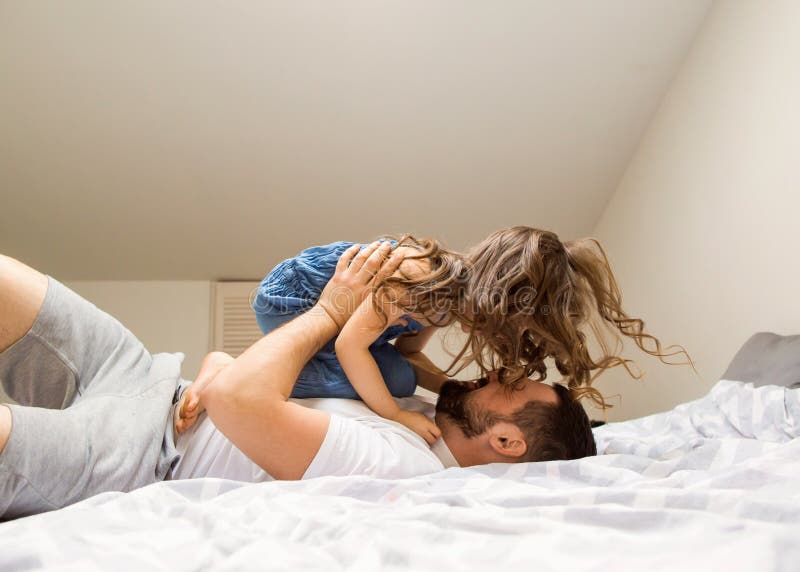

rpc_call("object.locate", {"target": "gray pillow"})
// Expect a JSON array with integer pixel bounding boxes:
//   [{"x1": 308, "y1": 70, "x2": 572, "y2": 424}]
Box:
[{"x1": 721, "y1": 332, "x2": 800, "y2": 389}]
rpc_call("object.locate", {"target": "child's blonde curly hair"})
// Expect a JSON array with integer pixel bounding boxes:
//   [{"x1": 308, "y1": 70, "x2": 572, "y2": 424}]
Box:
[{"x1": 458, "y1": 226, "x2": 694, "y2": 409}]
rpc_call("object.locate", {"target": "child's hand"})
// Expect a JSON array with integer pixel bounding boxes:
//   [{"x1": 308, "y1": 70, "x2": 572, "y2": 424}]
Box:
[{"x1": 391, "y1": 409, "x2": 442, "y2": 445}]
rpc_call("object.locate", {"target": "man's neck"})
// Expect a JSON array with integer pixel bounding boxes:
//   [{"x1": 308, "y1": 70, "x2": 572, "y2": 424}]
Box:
[{"x1": 431, "y1": 435, "x2": 461, "y2": 468}]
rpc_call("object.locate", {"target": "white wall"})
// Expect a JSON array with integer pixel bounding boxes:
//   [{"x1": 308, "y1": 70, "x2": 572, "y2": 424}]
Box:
[
  {"x1": 65, "y1": 281, "x2": 212, "y2": 381},
  {"x1": 0, "y1": 1, "x2": 711, "y2": 281},
  {"x1": 591, "y1": 0, "x2": 800, "y2": 421}
]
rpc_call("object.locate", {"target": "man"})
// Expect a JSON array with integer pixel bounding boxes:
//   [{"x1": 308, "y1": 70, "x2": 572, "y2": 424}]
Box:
[{"x1": 0, "y1": 245, "x2": 596, "y2": 520}]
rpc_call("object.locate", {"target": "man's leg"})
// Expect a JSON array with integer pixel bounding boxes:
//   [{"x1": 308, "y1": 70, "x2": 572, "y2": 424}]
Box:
[
  {"x1": 0, "y1": 255, "x2": 47, "y2": 354},
  {"x1": 0, "y1": 255, "x2": 73, "y2": 408},
  {"x1": 0, "y1": 405, "x2": 10, "y2": 456},
  {"x1": 0, "y1": 255, "x2": 184, "y2": 519},
  {"x1": 0, "y1": 253, "x2": 158, "y2": 408}
]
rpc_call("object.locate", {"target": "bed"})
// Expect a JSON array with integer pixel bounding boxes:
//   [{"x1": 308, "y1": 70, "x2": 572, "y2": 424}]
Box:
[{"x1": 1, "y1": 333, "x2": 798, "y2": 571}]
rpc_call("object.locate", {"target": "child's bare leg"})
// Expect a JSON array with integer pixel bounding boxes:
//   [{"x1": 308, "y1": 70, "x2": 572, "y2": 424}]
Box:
[{"x1": 174, "y1": 351, "x2": 234, "y2": 434}]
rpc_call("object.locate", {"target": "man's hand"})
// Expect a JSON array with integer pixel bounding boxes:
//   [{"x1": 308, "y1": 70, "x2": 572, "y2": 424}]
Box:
[
  {"x1": 315, "y1": 241, "x2": 404, "y2": 331},
  {"x1": 391, "y1": 409, "x2": 443, "y2": 445}
]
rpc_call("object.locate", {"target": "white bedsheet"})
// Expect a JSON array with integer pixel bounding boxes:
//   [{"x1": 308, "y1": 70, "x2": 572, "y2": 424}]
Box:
[{"x1": 1, "y1": 380, "x2": 799, "y2": 571}]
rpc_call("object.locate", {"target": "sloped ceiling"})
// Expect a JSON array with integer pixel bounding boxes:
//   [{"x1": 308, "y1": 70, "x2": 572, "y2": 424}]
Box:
[{"x1": 0, "y1": 1, "x2": 711, "y2": 279}]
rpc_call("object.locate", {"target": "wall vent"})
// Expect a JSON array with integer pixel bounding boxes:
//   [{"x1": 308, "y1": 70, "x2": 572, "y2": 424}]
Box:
[{"x1": 210, "y1": 281, "x2": 263, "y2": 357}]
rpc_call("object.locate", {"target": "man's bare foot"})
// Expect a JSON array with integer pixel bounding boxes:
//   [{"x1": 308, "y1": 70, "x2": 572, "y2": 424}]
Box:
[{"x1": 174, "y1": 351, "x2": 234, "y2": 435}]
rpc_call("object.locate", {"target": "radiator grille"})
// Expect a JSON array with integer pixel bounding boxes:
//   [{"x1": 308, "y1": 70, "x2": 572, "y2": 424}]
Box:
[{"x1": 211, "y1": 281, "x2": 263, "y2": 357}]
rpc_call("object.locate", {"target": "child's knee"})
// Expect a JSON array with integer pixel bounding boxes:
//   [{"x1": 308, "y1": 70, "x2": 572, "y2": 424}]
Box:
[{"x1": 375, "y1": 353, "x2": 417, "y2": 397}]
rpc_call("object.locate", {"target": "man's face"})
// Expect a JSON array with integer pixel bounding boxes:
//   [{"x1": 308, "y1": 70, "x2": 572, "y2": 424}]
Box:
[{"x1": 435, "y1": 373, "x2": 558, "y2": 438}]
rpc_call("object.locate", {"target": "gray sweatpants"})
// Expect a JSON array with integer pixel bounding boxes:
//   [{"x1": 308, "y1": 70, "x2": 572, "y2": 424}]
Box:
[{"x1": 0, "y1": 277, "x2": 184, "y2": 520}]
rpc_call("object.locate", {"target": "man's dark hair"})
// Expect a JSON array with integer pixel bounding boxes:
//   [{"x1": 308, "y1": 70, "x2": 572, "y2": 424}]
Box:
[{"x1": 511, "y1": 382, "x2": 597, "y2": 462}]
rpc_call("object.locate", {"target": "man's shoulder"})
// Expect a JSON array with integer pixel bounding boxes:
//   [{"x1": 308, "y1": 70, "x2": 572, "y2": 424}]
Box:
[
  {"x1": 290, "y1": 394, "x2": 436, "y2": 420},
  {"x1": 298, "y1": 396, "x2": 444, "y2": 481}
]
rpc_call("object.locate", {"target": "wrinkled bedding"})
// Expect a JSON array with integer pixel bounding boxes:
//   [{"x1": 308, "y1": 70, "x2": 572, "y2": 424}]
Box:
[{"x1": 1, "y1": 379, "x2": 798, "y2": 571}]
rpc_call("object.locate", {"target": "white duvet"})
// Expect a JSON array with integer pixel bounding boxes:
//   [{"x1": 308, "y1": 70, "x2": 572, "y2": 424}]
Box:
[{"x1": 2, "y1": 380, "x2": 799, "y2": 572}]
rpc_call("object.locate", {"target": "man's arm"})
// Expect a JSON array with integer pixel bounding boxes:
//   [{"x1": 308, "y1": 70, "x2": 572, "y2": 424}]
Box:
[
  {"x1": 200, "y1": 307, "x2": 338, "y2": 480},
  {"x1": 200, "y1": 241, "x2": 403, "y2": 480}
]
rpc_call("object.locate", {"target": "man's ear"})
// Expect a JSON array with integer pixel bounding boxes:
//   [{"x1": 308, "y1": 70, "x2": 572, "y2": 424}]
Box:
[{"x1": 487, "y1": 422, "x2": 527, "y2": 459}]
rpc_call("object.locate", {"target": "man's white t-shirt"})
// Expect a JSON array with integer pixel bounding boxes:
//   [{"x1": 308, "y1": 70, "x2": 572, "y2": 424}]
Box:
[{"x1": 168, "y1": 395, "x2": 459, "y2": 482}]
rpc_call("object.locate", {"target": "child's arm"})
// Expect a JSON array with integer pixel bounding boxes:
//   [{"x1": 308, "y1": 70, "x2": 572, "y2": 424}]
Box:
[
  {"x1": 402, "y1": 350, "x2": 450, "y2": 395},
  {"x1": 395, "y1": 326, "x2": 439, "y2": 356},
  {"x1": 335, "y1": 294, "x2": 442, "y2": 445}
]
